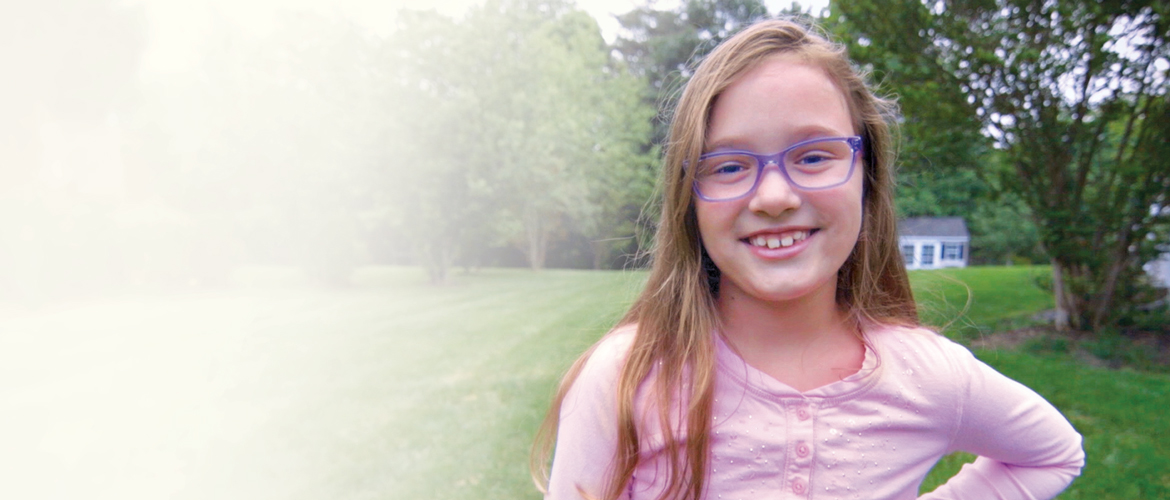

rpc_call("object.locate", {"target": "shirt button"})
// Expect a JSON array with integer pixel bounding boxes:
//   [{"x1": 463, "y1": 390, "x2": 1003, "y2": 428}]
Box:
[
  {"x1": 796, "y1": 442, "x2": 810, "y2": 457},
  {"x1": 796, "y1": 407, "x2": 810, "y2": 421},
  {"x1": 792, "y1": 477, "x2": 807, "y2": 495}
]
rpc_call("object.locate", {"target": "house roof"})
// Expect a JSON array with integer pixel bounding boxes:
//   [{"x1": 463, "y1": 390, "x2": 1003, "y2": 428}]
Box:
[{"x1": 898, "y1": 217, "x2": 969, "y2": 238}]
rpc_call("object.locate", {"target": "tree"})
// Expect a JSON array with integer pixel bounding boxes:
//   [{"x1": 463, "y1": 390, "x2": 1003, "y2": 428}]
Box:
[
  {"x1": 385, "y1": 10, "x2": 476, "y2": 282},
  {"x1": 572, "y1": 64, "x2": 657, "y2": 270},
  {"x1": 830, "y1": 2, "x2": 997, "y2": 229},
  {"x1": 390, "y1": 0, "x2": 656, "y2": 278},
  {"x1": 613, "y1": 0, "x2": 771, "y2": 146},
  {"x1": 839, "y1": 0, "x2": 1170, "y2": 331},
  {"x1": 144, "y1": 12, "x2": 389, "y2": 285}
]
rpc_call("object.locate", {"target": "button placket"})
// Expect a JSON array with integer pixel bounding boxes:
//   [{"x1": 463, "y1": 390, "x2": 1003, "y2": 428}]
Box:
[{"x1": 787, "y1": 401, "x2": 816, "y2": 497}]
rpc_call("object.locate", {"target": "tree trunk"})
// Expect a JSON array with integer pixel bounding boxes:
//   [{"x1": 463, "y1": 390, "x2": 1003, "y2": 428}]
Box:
[
  {"x1": 420, "y1": 241, "x2": 452, "y2": 285},
  {"x1": 1091, "y1": 228, "x2": 1134, "y2": 330},
  {"x1": 591, "y1": 239, "x2": 605, "y2": 270},
  {"x1": 524, "y1": 206, "x2": 548, "y2": 270},
  {"x1": 1051, "y1": 259, "x2": 1073, "y2": 331}
]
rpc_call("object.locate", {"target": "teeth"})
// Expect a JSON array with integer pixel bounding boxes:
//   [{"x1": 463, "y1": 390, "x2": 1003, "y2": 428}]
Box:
[{"x1": 750, "y1": 230, "x2": 809, "y2": 248}]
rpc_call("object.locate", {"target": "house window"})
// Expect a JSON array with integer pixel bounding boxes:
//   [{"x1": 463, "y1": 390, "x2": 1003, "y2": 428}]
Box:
[
  {"x1": 902, "y1": 245, "x2": 914, "y2": 265},
  {"x1": 942, "y1": 243, "x2": 964, "y2": 260},
  {"x1": 921, "y1": 244, "x2": 935, "y2": 266}
]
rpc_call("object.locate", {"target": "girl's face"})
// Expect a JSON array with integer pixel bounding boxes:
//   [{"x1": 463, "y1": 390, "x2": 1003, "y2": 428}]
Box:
[{"x1": 696, "y1": 54, "x2": 863, "y2": 306}]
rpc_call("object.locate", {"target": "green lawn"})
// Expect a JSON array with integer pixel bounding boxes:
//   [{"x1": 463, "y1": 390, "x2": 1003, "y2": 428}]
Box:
[
  {"x1": 910, "y1": 265, "x2": 1054, "y2": 340},
  {"x1": 0, "y1": 265, "x2": 1164, "y2": 499}
]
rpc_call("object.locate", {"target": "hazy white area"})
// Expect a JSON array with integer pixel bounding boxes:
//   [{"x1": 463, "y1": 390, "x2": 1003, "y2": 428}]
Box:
[
  {"x1": 0, "y1": 272, "x2": 455, "y2": 499},
  {"x1": 0, "y1": 0, "x2": 824, "y2": 497},
  {"x1": 0, "y1": 0, "x2": 829, "y2": 303}
]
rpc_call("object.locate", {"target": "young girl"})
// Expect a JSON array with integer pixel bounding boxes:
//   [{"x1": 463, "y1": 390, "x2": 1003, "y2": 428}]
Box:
[{"x1": 532, "y1": 19, "x2": 1084, "y2": 500}]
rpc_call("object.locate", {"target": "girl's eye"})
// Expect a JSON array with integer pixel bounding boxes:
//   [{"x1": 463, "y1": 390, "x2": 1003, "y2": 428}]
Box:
[
  {"x1": 788, "y1": 143, "x2": 849, "y2": 171},
  {"x1": 699, "y1": 156, "x2": 755, "y2": 178},
  {"x1": 794, "y1": 153, "x2": 833, "y2": 166},
  {"x1": 790, "y1": 146, "x2": 847, "y2": 172},
  {"x1": 713, "y1": 162, "x2": 748, "y2": 174}
]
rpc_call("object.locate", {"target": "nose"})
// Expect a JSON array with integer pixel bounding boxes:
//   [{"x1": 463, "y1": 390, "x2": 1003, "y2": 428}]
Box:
[{"x1": 747, "y1": 162, "x2": 801, "y2": 217}]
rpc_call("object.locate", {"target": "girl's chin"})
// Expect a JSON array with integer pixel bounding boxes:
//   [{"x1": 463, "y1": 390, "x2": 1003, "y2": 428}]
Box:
[{"x1": 721, "y1": 275, "x2": 833, "y2": 305}]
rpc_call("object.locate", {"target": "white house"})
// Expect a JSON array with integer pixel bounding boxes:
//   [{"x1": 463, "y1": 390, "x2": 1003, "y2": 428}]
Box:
[
  {"x1": 898, "y1": 217, "x2": 970, "y2": 270},
  {"x1": 1145, "y1": 247, "x2": 1170, "y2": 288}
]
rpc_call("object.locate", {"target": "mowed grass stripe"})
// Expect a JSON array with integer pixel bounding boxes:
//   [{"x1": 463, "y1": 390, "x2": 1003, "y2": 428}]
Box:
[
  {"x1": 372, "y1": 269, "x2": 645, "y2": 500},
  {"x1": 3, "y1": 266, "x2": 1164, "y2": 499},
  {"x1": 0, "y1": 269, "x2": 642, "y2": 500}
]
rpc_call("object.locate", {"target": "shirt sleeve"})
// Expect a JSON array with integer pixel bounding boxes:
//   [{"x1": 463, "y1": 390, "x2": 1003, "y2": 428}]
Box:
[
  {"x1": 920, "y1": 343, "x2": 1085, "y2": 500},
  {"x1": 546, "y1": 330, "x2": 633, "y2": 500}
]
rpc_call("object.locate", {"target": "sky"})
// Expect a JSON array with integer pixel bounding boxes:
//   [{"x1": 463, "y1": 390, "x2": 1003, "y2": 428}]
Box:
[
  {"x1": 132, "y1": 0, "x2": 831, "y2": 76},
  {"x1": 376, "y1": 0, "x2": 833, "y2": 41},
  {"x1": 230, "y1": 0, "x2": 834, "y2": 36}
]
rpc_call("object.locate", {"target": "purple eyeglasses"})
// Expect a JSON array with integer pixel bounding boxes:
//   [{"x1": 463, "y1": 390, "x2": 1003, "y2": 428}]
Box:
[{"x1": 693, "y1": 136, "x2": 863, "y2": 202}]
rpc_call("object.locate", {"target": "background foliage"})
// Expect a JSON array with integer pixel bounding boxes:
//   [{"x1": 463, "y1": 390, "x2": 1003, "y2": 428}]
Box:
[
  {"x1": 834, "y1": 0, "x2": 1170, "y2": 330},
  {"x1": 1, "y1": 0, "x2": 1166, "y2": 331}
]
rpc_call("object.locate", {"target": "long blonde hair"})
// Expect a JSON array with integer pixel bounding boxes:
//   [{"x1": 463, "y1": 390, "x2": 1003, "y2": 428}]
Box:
[{"x1": 532, "y1": 18, "x2": 917, "y2": 500}]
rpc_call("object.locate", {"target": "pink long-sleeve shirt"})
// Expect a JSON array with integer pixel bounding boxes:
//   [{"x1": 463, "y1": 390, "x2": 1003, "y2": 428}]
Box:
[{"x1": 548, "y1": 324, "x2": 1084, "y2": 500}]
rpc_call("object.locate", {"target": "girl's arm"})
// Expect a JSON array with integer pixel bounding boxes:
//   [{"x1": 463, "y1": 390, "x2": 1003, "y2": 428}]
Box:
[
  {"x1": 921, "y1": 345, "x2": 1085, "y2": 500},
  {"x1": 545, "y1": 330, "x2": 634, "y2": 500}
]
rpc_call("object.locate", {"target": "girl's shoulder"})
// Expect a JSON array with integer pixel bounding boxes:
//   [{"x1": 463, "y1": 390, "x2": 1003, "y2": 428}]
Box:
[
  {"x1": 589, "y1": 323, "x2": 639, "y2": 365},
  {"x1": 867, "y1": 322, "x2": 965, "y2": 351},
  {"x1": 865, "y1": 323, "x2": 983, "y2": 377},
  {"x1": 569, "y1": 323, "x2": 639, "y2": 390}
]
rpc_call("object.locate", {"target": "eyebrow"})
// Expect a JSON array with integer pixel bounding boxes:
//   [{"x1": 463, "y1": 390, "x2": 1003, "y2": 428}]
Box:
[{"x1": 704, "y1": 126, "x2": 849, "y2": 152}]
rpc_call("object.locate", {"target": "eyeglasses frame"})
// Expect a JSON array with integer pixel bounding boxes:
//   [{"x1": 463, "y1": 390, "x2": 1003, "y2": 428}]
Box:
[{"x1": 691, "y1": 135, "x2": 864, "y2": 202}]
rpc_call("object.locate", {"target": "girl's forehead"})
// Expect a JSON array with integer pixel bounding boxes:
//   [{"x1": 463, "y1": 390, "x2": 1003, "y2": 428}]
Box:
[
  {"x1": 705, "y1": 55, "x2": 854, "y2": 149},
  {"x1": 727, "y1": 54, "x2": 846, "y2": 102}
]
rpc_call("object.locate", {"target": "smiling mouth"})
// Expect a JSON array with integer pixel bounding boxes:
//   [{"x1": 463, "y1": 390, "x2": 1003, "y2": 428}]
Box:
[{"x1": 745, "y1": 229, "x2": 816, "y2": 249}]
